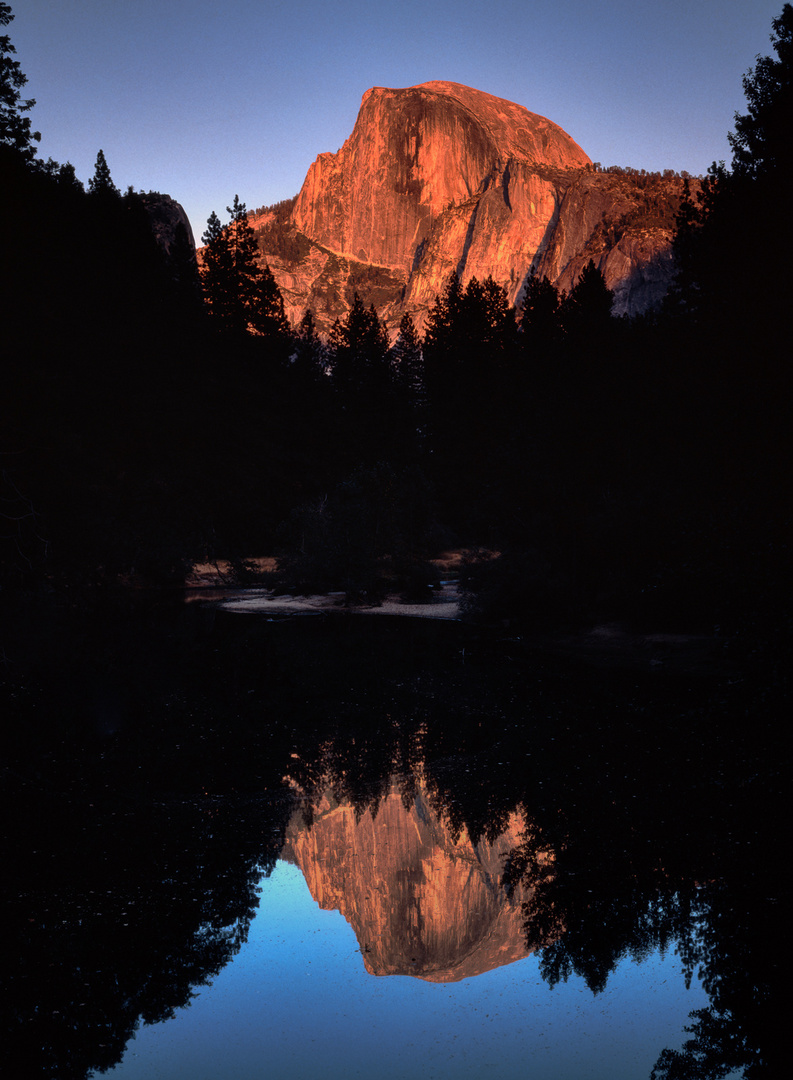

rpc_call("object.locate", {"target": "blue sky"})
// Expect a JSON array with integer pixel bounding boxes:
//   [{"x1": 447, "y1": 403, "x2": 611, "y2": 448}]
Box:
[{"x1": 10, "y1": 1, "x2": 785, "y2": 240}]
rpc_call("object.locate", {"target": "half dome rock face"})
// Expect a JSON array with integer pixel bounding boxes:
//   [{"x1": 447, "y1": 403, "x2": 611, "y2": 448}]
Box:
[
  {"x1": 292, "y1": 81, "x2": 590, "y2": 273},
  {"x1": 281, "y1": 781, "x2": 543, "y2": 982},
  {"x1": 249, "y1": 82, "x2": 687, "y2": 332}
]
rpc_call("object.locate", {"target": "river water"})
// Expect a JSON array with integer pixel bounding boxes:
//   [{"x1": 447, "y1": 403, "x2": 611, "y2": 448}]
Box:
[{"x1": 2, "y1": 598, "x2": 783, "y2": 1078}]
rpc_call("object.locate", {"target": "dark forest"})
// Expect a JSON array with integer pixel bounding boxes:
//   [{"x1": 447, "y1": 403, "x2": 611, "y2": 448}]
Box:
[{"x1": 2, "y1": 1, "x2": 790, "y2": 657}]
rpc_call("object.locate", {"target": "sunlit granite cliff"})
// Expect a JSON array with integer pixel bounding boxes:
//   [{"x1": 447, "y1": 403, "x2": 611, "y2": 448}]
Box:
[
  {"x1": 247, "y1": 81, "x2": 687, "y2": 332},
  {"x1": 292, "y1": 81, "x2": 589, "y2": 271},
  {"x1": 282, "y1": 781, "x2": 536, "y2": 981}
]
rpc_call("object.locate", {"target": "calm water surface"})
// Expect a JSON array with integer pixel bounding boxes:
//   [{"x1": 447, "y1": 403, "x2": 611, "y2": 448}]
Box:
[
  {"x1": 108, "y1": 861, "x2": 708, "y2": 1080},
  {"x1": 2, "y1": 601, "x2": 783, "y2": 1078}
]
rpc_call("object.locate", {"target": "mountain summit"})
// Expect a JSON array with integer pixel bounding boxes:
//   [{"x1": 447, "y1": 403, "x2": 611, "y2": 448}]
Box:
[
  {"x1": 292, "y1": 81, "x2": 590, "y2": 272},
  {"x1": 250, "y1": 82, "x2": 687, "y2": 331}
]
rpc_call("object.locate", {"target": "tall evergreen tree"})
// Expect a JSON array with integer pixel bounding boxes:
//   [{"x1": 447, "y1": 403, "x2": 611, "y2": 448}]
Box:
[
  {"x1": 390, "y1": 312, "x2": 424, "y2": 405},
  {"x1": 292, "y1": 309, "x2": 328, "y2": 383},
  {"x1": 459, "y1": 276, "x2": 516, "y2": 369},
  {"x1": 328, "y1": 295, "x2": 396, "y2": 463},
  {"x1": 222, "y1": 195, "x2": 260, "y2": 334},
  {"x1": 519, "y1": 270, "x2": 563, "y2": 356},
  {"x1": 250, "y1": 263, "x2": 289, "y2": 341},
  {"x1": 562, "y1": 259, "x2": 614, "y2": 340},
  {"x1": 423, "y1": 270, "x2": 464, "y2": 369},
  {"x1": 0, "y1": 2, "x2": 40, "y2": 163},
  {"x1": 422, "y1": 271, "x2": 464, "y2": 438},
  {"x1": 200, "y1": 197, "x2": 272, "y2": 335},
  {"x1": 424, "y1": 272, "x2": 514, "y2": 374},
  {"x1": 668, "y1": 6, "x2": 793, "y2": 347},
  {"x1": 729, "y1": 4, "x2": 793, "y2": 180},
  {"x1": 329, "y1": 293, "x2": 389, "y2": 394},
  {"x1": 200, "y1": 210, "x2": 235, "y2": 329},
  {"x1": 87, "y1": 149, "x2": 120, "y2": 197}
]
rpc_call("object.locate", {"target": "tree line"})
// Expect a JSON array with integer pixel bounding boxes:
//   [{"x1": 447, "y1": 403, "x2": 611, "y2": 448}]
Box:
[{"x1": 2, "y1": 0, "x2": 791, "y2": 647}]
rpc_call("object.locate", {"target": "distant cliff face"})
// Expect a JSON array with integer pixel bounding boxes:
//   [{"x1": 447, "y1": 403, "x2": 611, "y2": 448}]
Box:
[
  {"x1": 282, "y1": 781, "x2": 548, "y2": 982},
  {"x1": 246, "y1": 82, "x2": 687, "y2": 333},
  {"x1": 293, "y1": 82, "x2": 589, "y2": 273}
]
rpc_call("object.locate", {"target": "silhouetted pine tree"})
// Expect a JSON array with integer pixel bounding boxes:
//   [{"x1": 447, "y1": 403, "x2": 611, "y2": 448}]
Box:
[
  {"x1": 422, "y1": 271, "x2": 464, "y2": 454},
  {"x1": 729, "y1": 3, "x2": 793, "y2": 181},
  {"x1": 250, "y1": 264, "x2": 288, "y2": 340},
  {"x1": 457, "y1": 276, "x2": 517, "y2": 371},
  {"x1": 291, "y1": 309, "x2": 328, "y2": 384},
  {"x1": 561, "y1": 259, "x2": 613, "y2": 342},
  {"x1": 329, "y1": 293, "x2": 389, "y2": 395},
  {"x1": 87, "y1": 149, "x2": 120, "y2": 198},
  {"x1": 390, "y1": 312, "x2": 424, "y2": 404},
  {"x1": 200, "y1": 210, "x2": 233, "y2": 327},
  {"x1": 327, "y1": 295, "x2": 398, "y2": 463},
  {"x1": 519, "y1": 270, "x2": 563, "y2": 357},
  {"x1": 224, "y1": 195, "x2": 260, "y2": 334},
  {"x1": 423, "y1": 273, "x2": 520, "y2": 533},
  {"x1": 200, "y1": 197, "x2": 267, "y2": 335},
  {"x1": 423, "y1": 271, "x2": 464, "y2": 373},
  {"x1": 0, "y1": 2, "x2": 40, "y2": 163}
]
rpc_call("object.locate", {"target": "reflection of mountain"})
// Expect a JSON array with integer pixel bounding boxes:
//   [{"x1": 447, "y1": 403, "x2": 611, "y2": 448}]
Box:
[{"x1": 283, "y1": 781, "x2": 536, "y2": 981}]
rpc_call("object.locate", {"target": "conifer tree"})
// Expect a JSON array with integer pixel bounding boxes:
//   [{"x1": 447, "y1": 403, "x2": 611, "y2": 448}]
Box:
[
  {"x1": 390, "y1": 312, "x2": 424, "y2": 404},
  {"x1": 562, "y1": 259, "x2": 613, "y2": 339},
  {"x1": 668, "y1": 7, "x2": 793, "y2": 343},
  {"x1": 225, "y1": 195, "x2": 259, "y2": 314},
  {"x1": 250, "y1": 263, "x2": 289, "y2": 341},
  {"x1": 87, "y1": 149, "x2": 120, "y2": 197},
  {"x1": 729, "y1": 4, "x2": 793, "y2": 180},
  {"x1": 520, "y1": 270, "x2": 562, "y2": 355},
  {"x1": 422, "y1": 271, "x2": 464, "y2": 438},
  {"x1": 200, "y1": 210, "x2": 235, "y2": 328},
  {"x1": 200, "y1": 197, "x2": 275, "y2": 335},
  {"x1": 328, "y1": 296, "x2": 395, "y2": 462},
  {"x1": 0, "y1": 2, "x2": 40, "y2": 162},
  {"x1": 460, "y1": 276, "x2": 516, "y2": 368},
  {"x1": 329, "y1": 293, "x2": 389, "y2": 394},
  {"x1": 423, "y1": 270, "x2": 464, "y2": 367},
  {"x1": 292, "y1": 309, "x2": 328, "y2": 382}
]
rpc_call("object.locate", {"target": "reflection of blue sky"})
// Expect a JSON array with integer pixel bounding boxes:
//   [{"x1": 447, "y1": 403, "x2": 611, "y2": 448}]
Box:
[{"x1": 109, "y1": 861, "x2": 709, "y2": 1080}]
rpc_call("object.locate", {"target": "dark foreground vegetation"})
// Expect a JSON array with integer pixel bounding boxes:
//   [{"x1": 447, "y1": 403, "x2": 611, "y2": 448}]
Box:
[
  {"x1": 1, "y1": 1, "x2": 791, "y2": 647},
  {"x1": 1, "y1": 6, "x2": 790, "y2": 1078}
]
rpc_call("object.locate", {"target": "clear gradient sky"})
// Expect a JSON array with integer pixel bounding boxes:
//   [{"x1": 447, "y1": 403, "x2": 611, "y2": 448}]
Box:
[{"x1": 10, "y1": 1, "x2": 785, "y2": 241}]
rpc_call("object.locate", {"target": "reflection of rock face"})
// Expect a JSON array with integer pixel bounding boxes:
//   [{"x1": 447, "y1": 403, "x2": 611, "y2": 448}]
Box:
[
  {"x1": 247, "y1": 81, "x2": 687, "y2": 332},
  {"x1": 283, "y1": 783, "x2": 530, "y2": 981}
]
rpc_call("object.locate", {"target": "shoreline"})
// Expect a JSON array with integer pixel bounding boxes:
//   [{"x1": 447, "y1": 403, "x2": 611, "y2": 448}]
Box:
[
  {"x1": 187, "y1": 582, "x2": 463, "y2": 620},
  {"x1": 186, "y1": 583, "x2": 725, "y2": 675}
]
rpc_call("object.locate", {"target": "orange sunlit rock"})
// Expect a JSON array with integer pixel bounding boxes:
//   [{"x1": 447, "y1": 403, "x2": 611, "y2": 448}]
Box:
[
  {"x1": 283, "y1": 779, "x2": 553, "y2": 981},
  {"x1": 204, "y1": 82, "x2": 690, "y2": 333}
]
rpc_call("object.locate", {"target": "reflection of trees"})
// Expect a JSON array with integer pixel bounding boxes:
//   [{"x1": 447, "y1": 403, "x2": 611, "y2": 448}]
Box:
[
  {"x1": 2, "y1": 600, "x2": 298, "y2": 1078},
  {"x1": 275, "y1": 619, "x2": 782, "y2": 1076},
  {"x1": 278, "y1": 614, "x2": 782, "y2": 1078},
  {"x1": 497, "y1": 668, "x2": 785, "y2": 1080},
  {"x1": 3, "y1": 780, "x2": 289, "y2": 1078},
  {"x1": 3, "y1": 599, "x2": 784, "y2": 1078}
]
